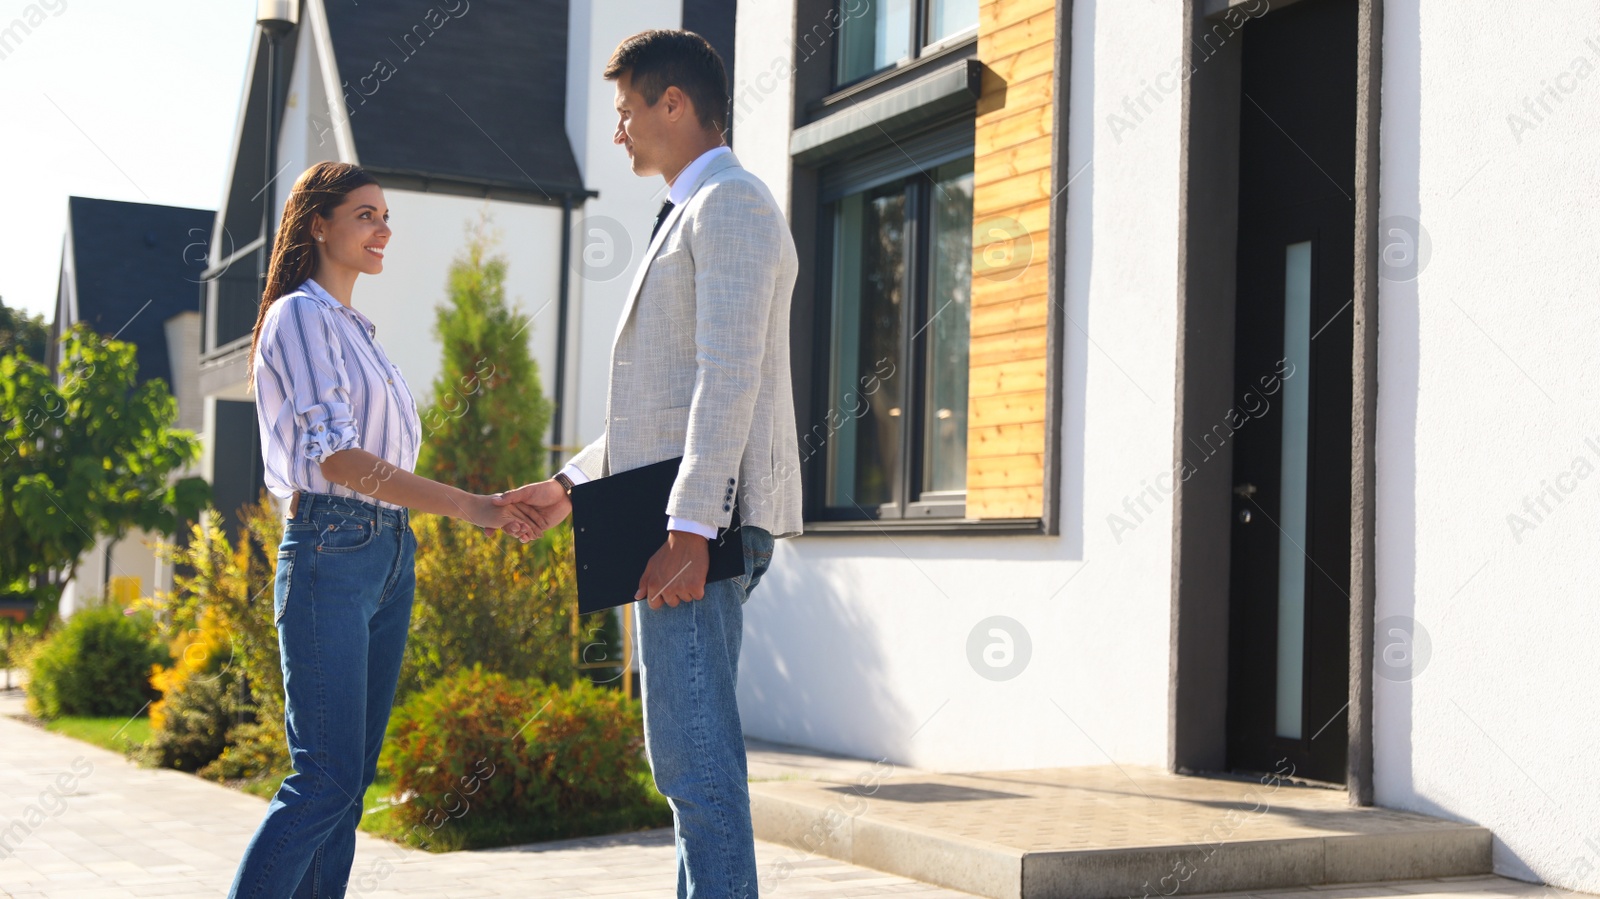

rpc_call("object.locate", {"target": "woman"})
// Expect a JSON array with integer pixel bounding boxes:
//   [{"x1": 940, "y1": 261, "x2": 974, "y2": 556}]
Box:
[{"x1": 230, "y1": 161, "x2": 538, "y2": 898}]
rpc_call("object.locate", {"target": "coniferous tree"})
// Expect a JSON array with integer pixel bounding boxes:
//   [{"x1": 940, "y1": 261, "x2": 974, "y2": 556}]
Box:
[{"x1": 416, "y1": 215, "x2": 552, "y2": 493}]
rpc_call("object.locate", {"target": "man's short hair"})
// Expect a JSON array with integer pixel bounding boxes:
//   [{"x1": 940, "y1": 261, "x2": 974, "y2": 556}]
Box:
[{"x1": 604, "y1": 30, "x2": 729, "y2": 136}]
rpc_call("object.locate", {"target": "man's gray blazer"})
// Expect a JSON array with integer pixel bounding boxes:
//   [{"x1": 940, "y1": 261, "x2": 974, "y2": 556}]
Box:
[{"x1": 566, "y1": 151, "x2": 803, "y2": 539}]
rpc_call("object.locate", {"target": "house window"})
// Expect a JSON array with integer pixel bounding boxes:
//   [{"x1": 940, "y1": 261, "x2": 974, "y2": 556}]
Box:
[
  {"x1": 836, "y1": 0, "x2": 979, "y2": 86},
  {"x1": 817, "y1": 155, "x2": 973, "y2": 520}
]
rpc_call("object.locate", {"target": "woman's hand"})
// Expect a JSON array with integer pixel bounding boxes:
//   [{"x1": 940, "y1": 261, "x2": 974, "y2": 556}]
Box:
[
  {"x1": 469, "y1": 493, "x2": 540, "y2": 543},
  {"x1": 493, "y1": 480, "x2": 573, "y2": 533},
  {"x1": 317, "y1": 448, "x2": 544, "y2": 543}
]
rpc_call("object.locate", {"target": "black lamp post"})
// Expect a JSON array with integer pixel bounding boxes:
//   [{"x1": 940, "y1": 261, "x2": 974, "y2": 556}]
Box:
[{"x1": 257, "y1": 1, "x2": 299, "y2": 294}]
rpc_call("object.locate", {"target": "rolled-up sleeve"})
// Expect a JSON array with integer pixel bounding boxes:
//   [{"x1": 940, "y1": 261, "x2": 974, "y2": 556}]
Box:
[{"x1": 265, "y1": 296, "x2": 361, "y2": 463}]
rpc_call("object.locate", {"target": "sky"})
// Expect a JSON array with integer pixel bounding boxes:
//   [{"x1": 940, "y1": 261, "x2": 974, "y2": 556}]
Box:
[{"x1": 0, "y1": 0, "x2": 258, "y2": 320}]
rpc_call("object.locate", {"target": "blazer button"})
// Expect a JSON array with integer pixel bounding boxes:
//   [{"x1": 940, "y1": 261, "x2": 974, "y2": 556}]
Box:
[{"x1": 723, "y1": 504, "x2": 732, "y2": 512}]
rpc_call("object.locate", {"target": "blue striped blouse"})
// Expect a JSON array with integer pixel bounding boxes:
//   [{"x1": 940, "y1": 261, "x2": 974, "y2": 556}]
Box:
[{"x1": 252, "y1": 278, "x2": 422, "y2": 510}]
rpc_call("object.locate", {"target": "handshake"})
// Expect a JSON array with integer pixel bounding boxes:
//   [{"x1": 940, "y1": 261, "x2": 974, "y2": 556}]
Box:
[
  {"x1": 472, "y1": 475, "x2": 712, "y2": 609},
  {"x1": 472, "y1": 479, "x2": 572, "y2": 544}
]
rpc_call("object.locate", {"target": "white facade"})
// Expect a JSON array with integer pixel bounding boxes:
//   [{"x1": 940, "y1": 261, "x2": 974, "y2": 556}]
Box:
[
  {"x1": 563, "y1": 0, "x2": 684, "y2": 452},
  {"x1": 256, "y1": 22, "x2": 570, "y2": 445},
  {"x1": 734, "y1": 0, "x2": 1180, "y2": 774},
  {"x1": 334, "y1": 189, "x2": 566, "y2": 417},
  {"x1": 730, "y1": 0, "x2": 1600, "y2": 893},
  {"x1": 1373, "y1": 2, "x2": 1600, "y2": 889}
]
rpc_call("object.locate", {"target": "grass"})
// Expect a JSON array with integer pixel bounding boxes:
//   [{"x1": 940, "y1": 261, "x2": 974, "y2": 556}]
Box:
[{"x1": 44, "y1": 714, "x2": 152, "y2": 755}]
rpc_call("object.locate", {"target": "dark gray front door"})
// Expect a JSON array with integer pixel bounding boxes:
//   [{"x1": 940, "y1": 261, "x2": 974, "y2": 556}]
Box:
[{"x1": 1225, "y1": 0, "x2": 1357, "y2": 785}]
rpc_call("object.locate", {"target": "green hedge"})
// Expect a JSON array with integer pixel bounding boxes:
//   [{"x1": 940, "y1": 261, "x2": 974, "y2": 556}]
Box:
[
  {"x1": 380, "y1": 668, "x2": 668, "y2": 850},
  {"x1": 143, "y1": 668, "x2": 242, "y2": 773},
  {"x1": 26, "y1": 606, "x2": 167, "y2": 719}
]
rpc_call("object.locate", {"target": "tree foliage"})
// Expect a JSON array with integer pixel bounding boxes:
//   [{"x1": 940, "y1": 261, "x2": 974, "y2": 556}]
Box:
[
  {"x1": 0, "y1": 300, "x2": 48, "y2": 363},
  {"x1": 416, "y1": 216, "x2": 553, "y2": 493},
  {"x1": 0, "y1": 324, "x2": 209, "y2": 610}
]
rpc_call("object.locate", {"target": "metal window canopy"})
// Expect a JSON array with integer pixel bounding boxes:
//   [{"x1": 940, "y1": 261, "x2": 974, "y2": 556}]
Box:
[{"x1": 790, "y1": 59, "x2": 981, "y2": 167}]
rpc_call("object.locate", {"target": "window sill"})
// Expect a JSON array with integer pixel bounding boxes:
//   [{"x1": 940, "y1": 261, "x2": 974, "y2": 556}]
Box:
[
  {"x1": 201, "y1": 334, "x2": 252, "y2": 365},
  {"x1": 813, "y1": 34, "x2": 980, "y2": 116},
  {"x1": 792, "y1": 58, "x2": 981, "y2": 166},
  {"x1": 800, "y1": 517, "x2": 1046, "y2": 536}
]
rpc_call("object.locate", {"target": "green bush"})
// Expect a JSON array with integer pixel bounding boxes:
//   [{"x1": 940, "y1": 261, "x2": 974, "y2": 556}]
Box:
[
  {"x1": 143, "y1": 668, "x2": 244, "y2": 773},
  {"x1": 381, "y1": 668, "x2": 668, "y2": 850},
  {"x1": 399, "y1": 516, "x2": 579, "y2": 699},
  {"x1": 25, "y1": 606, "x2": 168, "y2": 719},
  {"x1": 147, "y1": 498, "x2": 287, "y2": 781},
  {"x1": 199, "y1": 719, "x2": 290, "y2": 784},
  {"x1": 152, "y1": 500, "x2": 286, "y2": 730}
]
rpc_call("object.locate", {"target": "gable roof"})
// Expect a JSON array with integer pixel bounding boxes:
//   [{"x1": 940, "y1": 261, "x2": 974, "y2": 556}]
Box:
[
  {"x1": 320, "y1": 0, "x2": 587, "y2": 201},
  {"x1": 57, "y1": 197, "x2": 211, "y2": 387}
]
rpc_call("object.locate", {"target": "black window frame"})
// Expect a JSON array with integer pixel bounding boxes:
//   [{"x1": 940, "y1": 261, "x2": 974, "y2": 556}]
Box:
[
  {"x1": 806, "y1": 122, "x2": 975, "y2": 524},
  {"x1": 787, "y1": 0, "x2": 1062, "y2": 537},
  {"x1": 832, "y1": 0, "x2": 981, "y2": 90}
]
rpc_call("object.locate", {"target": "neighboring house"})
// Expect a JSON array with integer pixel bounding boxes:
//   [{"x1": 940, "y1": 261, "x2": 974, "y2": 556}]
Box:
[
  {"x1": 730, "y1": 0, "x2": 1600, "y2": 893},
  {"x1": 51, "y1": 196, "x2": 210, "y2": 614},
  {"x1": 198, "y1": 0, "x2": 734, "y2": 526}
]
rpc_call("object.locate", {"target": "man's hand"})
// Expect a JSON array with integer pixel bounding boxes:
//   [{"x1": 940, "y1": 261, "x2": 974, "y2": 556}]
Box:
[
  {"x1": 637, "y1": 531, "x2": 710, "y2": 609},
  {"x1": 468, "y1": 494, "x2": 540, "y2": 543},
  {"x1": 493, "y1": 479, "x2": 573, "y2": 533}
]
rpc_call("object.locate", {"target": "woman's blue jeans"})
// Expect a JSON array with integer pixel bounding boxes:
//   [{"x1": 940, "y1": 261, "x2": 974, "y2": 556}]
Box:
[
  {"x1": 636, "y1": 525, "x2": 775, "y2": 898},
  {"x1": 229, "y1": 492, "x2": 416, "y2": 899}
]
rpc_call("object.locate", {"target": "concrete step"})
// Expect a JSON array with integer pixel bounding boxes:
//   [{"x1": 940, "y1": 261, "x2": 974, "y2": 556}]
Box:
[{"x1": 746, "y1": 752, "x2": 1490, "y2": 899}]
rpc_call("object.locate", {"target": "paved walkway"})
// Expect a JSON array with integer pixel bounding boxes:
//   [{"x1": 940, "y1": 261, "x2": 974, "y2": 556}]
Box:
[
  {"x1": 0, "y1": 687, "x2": 1571, "y2": 899},
  {"x1": 0, "y1": 688, "x2": 974, "y2": 898}
]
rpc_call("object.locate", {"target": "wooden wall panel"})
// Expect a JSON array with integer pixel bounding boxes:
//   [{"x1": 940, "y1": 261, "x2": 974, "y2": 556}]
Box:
[
  {"x1": 971, "y1": 294, "x2": 1049, "y2": 337},
  {"x1": 967, "y1": 0, "x2": 1055, "y2": 520}
]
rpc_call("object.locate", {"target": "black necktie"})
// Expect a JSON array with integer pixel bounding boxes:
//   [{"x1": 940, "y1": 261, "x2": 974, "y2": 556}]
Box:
[{"x1": 651, "y1": 200, "x2": 675, "y2": 241}]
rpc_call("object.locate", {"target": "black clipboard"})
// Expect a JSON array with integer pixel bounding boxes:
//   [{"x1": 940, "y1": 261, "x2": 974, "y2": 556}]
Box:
[{"x1": 570, "y1": 456, "x2": 744, "y2": 614}]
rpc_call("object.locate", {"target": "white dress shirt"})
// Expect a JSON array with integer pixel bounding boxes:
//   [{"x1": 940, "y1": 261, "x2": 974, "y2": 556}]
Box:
[
  {"x1": 559, "y1": 145, "x2": 733, "y2": 539},
  {"x1": 254, "y1": 278, "x2": 422, "y2": 510}
]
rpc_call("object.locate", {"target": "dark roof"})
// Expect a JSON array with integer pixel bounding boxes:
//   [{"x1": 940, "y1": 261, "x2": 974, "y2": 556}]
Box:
[
  {"x1": 61, "y1": 197, "x2": 211, "y2": 387},
  {"x1": 321, "y1": 0, "x2": 586, "y2": 200}
]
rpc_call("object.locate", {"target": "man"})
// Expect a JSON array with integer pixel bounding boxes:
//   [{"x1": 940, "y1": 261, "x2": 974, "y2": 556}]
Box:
[{"x1": 496, "y1": 29, "x2": 801, "y2": 898}]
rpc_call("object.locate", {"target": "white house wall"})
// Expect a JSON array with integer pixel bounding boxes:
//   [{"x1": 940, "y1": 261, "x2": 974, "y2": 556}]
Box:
[
  {"x1": 238, "y1": 21, "x2": 567, "y2": 461},
  {"x1": 564, "y1": 0, "x2": 682, "y2": 456},
  {"x1": 275, "y1": 15, "x2": 342, "y2": 226},
  {"x1": 59, "y1": 530, "x2": 162, "y2": 617},
  {"x1": 1374, "y1": 0, "x2": 1600, "y2": 889},
  {"x1": 351, "y1": 188, "x2": 565, "y2": 437},
  {"x1": 165, "y1": 312, "x2": 203, "y2": 433},
  {"x1": 733, "y1": 0, "x2": 1183, "y2": 772}
]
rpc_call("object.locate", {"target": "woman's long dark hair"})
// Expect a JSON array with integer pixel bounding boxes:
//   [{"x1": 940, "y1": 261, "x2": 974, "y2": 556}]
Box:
[{"x1": 247, "y1": 162, "x2": 380, "y2": 387}]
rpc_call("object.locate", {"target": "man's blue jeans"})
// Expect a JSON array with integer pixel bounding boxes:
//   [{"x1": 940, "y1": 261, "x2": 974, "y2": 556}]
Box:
[
  {"x1": 229, "y1": 493, "x2": 416, "y2": 899},
  {"x1": 637, "y1": 525, "x2": 775, "y2": 899}
]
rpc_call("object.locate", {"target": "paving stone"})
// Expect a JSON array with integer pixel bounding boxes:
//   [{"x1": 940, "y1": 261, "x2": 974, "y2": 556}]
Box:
[
  {"x1": 0, "y1": 689, "x2": 974, "y2": 897},
  {"x1": 0, "y1": 687, "x2": 1581, "y2": 899}
]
